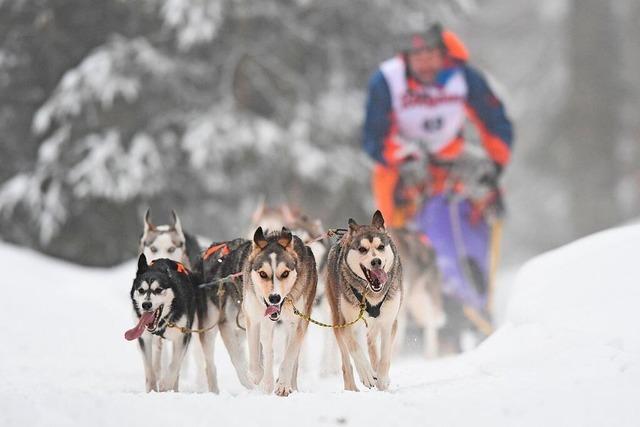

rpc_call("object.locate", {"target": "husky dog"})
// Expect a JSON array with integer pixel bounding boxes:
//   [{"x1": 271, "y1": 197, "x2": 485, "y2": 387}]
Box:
[
  {"x1": 125, "y1": 254, "x2": 198, "y2": 392},
  {"x1": 140, "y1": 209, "x2": 201, "y2": 270},
  {"x1": 248, "y1": 200, "x2": 288, "y2": 236},
  {"x1": 391, "y1": 228, "x2": 445, "y2": 359},
  {"x1": 138, "y1": 209, "x2": 204, "y2": 389},
  {"x1": 250, "y1": 204, "x2": 329, "y2": 292},
  {"x1": 242, "y1": 227, "x2": 317, "y2": 396},
  {"x1": 326, "y1": 211, "x2": 402, "y2": 391},
  {"x1": 198, "y1": 238, "x2": 254, "y2": 391},
  {"x1": 249, "y1": 203, "x2": 337, "y2": 375}
]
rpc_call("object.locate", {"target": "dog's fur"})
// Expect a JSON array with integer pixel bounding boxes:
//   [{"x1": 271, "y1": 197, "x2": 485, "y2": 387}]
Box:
[
  {"x1": 140, "y1": 209, "x2": 201, "y2": 270},
  {"x1": 129, "y1": 254, "x2": 197, "y2": 392},
  {"x1": 326, "y1": 211, "x2": 402, "y2": 391},
  {"x1": 198, "y1": 238, "x2": 254, "y2": 391},
  {"x1": 391, "y1": 228, "x2": 445, "y2": 358},
  {"x1": 242, "y1": 227, "x2": 317, "y2": 396}
]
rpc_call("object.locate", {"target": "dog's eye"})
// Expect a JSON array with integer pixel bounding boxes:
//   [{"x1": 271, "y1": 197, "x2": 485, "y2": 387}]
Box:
[
  {"x1": 281, "y1": 270, "x2": 289, "y2": 279},
  {"x1": 358, "y1": 247, "x2": 368, "y2": 254},
  {"x1": 150, "y1": 246, "x2": 158, "y2": 253},
  {"x1": 138, "y1": 288, "x2": 145, "y2": 294},
  {"x1": 377, "y1": 244, "x2": 385, "y2": 251},
  {"x1": 168, "y1": 246, "x2": 175, "y2": 253},
  {"x1": 153, "y1": 288, "x2": 163, "y2": 294},
  {"x1": 259, "y1": 271, "x2": 268, "y2": 279}
]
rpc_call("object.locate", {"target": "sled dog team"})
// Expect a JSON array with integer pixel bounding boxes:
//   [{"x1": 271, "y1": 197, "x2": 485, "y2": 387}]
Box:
[{"x1": 126, "y1": 209, "x2": 402, "y2": 395}]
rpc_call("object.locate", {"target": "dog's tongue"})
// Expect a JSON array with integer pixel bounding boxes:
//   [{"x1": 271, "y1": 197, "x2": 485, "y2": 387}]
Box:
[
  {"x1": 370, "y1": 268, "x2": 388, "y2": 285},
  {"x1": 124, "y1": 311, "x2": 155, "y2": 341},
  {"x1": 264, "y1": 305, "x2": 280, "y2": 318}
]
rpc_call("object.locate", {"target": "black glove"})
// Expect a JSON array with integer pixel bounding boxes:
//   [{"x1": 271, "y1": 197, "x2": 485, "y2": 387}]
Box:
[
  {"x1": 479, "y1": 162, "x2": 502, "y2": 188},
  {"x1": 398, "y1": 157, "x2": 428, "y2": 187}
]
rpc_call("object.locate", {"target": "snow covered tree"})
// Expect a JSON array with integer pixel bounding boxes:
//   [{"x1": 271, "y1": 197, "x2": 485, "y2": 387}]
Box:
[{"x1": 0, "y1": 0, "x2": 637, "y2": 265}]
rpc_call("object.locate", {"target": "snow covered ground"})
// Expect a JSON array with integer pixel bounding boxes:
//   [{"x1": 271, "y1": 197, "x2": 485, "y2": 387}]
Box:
[{"x1": 1, "y1": 225, "x2": 640, "y2": 426}]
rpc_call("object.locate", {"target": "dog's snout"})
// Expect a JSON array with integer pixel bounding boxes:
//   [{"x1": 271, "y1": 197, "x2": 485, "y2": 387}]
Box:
[
  {"x1": 371, "y1": 258, "x2": 382, "y2": 268},
  {"x1": 141, "y1": 301, "x2": 152, "y2": 311},
  {"x1": 268, "y1": 294, "x2": 282, "y2": 305}
]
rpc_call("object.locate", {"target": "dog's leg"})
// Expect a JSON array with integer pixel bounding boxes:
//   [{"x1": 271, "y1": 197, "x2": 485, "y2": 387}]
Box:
[
  {"x1": 424, "y1": 292, "x2": 443, "y2": 359},
  {"x1": 219, "y1": 312, "x2": 253, "y2": 389},
  {"x1": 198, "y1": 326, "x2": 220, "y2": 393},
  {"x1": 343, "y1": 325, "x2": 377, "y2": 389},
  {"x1": 333, "y1": 328, "x2": 358, "y2": 391},
  {"x1": 367, "y1": 329, "x2": 380, "y2": 373},
  {"x1": 161, "y1": 335, "x2": 190, "y2": 392},
  {"x1": 376, "y1": 320, "x2": 397, "y2": 391},
  {"x1": 274, "y1": 319, "x2": 307, "y2": 397},
  {"x1": 424, "y1": 323, "x2": 439, "y2": 359},
  {"x1": 152, "y1": 336, "x2": 163, "y2": 382},
  {"x1": 258, "y1": 320, "x2": 275, "y2": 393},
  {"x1": 138, "y1": 335, "x2": 157, "y2": 392},
  {"x1": 292, "y1": 358, "x2": 299, "y2": 391},
  {"x1": 245, "y1": 315, "x2": 263, "y2": 386},
  {"x1": 394, "y1": 303, "x2": 407, "y2": 356}
]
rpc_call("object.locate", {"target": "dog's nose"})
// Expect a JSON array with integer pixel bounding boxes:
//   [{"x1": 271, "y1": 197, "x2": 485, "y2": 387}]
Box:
[
  {"x1": 268, "y1": 294, "x2": 282, "y2": 305},
  {"x1": 371, "y1": 258, "x2": 382, "y2": 268},
  {"x1": 141, "y1": 301, "x2": 152, "y2": 311}
]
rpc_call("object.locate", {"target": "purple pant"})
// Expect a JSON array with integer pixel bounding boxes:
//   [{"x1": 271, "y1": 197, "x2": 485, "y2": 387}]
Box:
[{"x1": 416, "y1": 194, "x2": 490, "y2": 310}]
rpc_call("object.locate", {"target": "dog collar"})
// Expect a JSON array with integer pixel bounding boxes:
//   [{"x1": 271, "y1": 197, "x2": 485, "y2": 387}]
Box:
[{"x1": 349, "y1": 285, "x2": 387, "y2": 318}]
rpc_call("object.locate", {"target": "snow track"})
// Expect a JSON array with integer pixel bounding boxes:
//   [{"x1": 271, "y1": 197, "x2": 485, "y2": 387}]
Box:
[{"x1": 1, "y1": 226, "x2": 639, "y2": 426}]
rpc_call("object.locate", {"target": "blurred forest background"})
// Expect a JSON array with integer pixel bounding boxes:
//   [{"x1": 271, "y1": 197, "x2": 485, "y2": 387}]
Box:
[{"x1": 0, "y1": 0, "x2": 638, "y2": 266}]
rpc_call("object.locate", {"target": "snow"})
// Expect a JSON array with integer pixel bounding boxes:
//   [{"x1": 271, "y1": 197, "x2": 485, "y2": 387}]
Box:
[
  {"x1": 1, "y1": 224, "x2": 640, "y2": 426},
  {"x1": 67, "y1": 130, "x2": 163, "y2": 201},
  {"x1": 161, "y1": 0, "x2": 223, "y2": 51},
  {"x1": 32, "y1": 36, "x2": 170, "y2": 135}
]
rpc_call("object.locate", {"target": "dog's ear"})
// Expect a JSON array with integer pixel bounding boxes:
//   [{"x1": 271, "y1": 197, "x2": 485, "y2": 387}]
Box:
[
  {"x1": 371, "y1": 210, "x2": 385, "y2": 230},
  {"x1": 163, "y1": 260, "x2": 183, "y2": 279},
  {"x1": 251, "y1": 196, "x2": 266, "y2": 225},
  {"x1": 278, "y1": 227, "x2": 293, "y2": 248},
  {"x1": 143, "y1": 209, "x2": 155, "y2": 232},
  {"x1": 348, "y1": 218, "x2": 359, "y2": 233},
  {"x1": 280, "y1": 204, "x2": 296, "y2": 225},
  {"x1": 171, "y1": 210, "x2": 184, "y2": 236},
  {"x1": 253, "y1": 227, "x2": 268, "y2": 250},
  {"x1": 137, "y1": 253, "x2": 148, "y2": 274}
]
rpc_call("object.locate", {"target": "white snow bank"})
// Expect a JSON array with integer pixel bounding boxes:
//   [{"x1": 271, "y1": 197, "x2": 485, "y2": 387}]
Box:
[{"x1": 1, "y1": 224, "x2": 639, "y2": 426}]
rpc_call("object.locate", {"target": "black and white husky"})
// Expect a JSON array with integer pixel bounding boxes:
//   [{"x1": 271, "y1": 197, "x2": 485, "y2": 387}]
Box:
[
  {"x1": 126, "y1": 254, "x2": 198, "y2": 392},
  {"x1": 138, "y1": 209, "x2": 206, "y2": 389}
]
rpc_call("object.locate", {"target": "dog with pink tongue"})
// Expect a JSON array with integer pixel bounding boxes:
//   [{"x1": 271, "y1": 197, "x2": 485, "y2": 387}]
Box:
[{"x1": 242, "y1": 227, "x2": 317, "y2": 397}]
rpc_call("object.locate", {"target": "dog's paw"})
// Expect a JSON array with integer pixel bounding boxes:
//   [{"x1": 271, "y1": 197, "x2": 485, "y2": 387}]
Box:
[
  {"x1": 158, "y1": 379, "x2": 174, "y2": 392},
  {"x1": 376, "y1": 375, "x2": 390, "y2": 391},
  {"x1": 248, "y1": 367, "x2": 263, "y2": 385},
  {"x1": 274, "y1": 381, "x2": 293, "y2": 397},
  {"x1": 259, "y1": 378, "x2": 274, "y2": 394},
  {"x1": 145, "y1": 378, "x2": 158, "y2": 393},
  {"x1": 358, "y1": 368, "x2": 377, "y2": 389},
  {"x1": 237, "y1": 371, "x2": 255, "y2": 390},
  {"x1": 344, "y1": 382, "x2": 359, "y2": 392}
]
